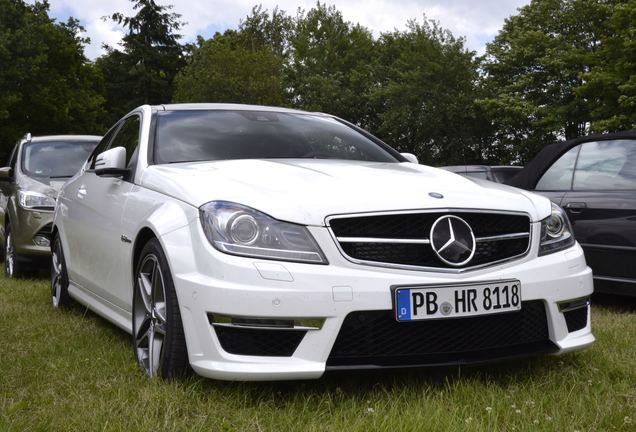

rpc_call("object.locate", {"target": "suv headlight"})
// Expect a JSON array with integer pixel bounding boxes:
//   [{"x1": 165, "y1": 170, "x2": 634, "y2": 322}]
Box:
[
  {"x1": 539, "y1": 203, "x2": 575, "y2": 256},
  {"x1": 18, "y1": 191, "x2": 56, "y2": 210},
  {"x1": 199, "y1": 201, "x2": 327, "y2": 264}
]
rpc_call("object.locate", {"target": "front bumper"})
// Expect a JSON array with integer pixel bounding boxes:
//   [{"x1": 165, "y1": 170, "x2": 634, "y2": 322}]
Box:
[
  {"x1": 12, "y1": 207, "x2": 54, "y2": 256},
  {"x1": 161, "y1": 220, "x2": 594, "y2": 381}
]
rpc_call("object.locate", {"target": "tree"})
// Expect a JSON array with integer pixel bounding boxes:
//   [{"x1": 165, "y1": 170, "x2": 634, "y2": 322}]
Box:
[
  {"x1": 0, "y1": 0, "x2": 105, "y2": 160},
  {"x1": 173, "y1": 7, "x2": 290, "y2": 105},
  {"x1": 370, "y1": 21, "x2": 486, "y2": 165},
  {"x1": 480, "y1": 0, "x2": 612, "y2": 163},
  {"x1": 578, "y1": 1, "x2": 636, "y2": 132},
  {"x1": 96, "y1": 0, "x2": 185, "y2": 124},
  {"x1": 286, "y1": 3, "x2": 377, "y2": 127},
  {"x1": 173, "y1": 33, "x2": 287, "y2": 105},
  {"x1": 236, "y1": 5, "x2": 293, "y2": 56}
]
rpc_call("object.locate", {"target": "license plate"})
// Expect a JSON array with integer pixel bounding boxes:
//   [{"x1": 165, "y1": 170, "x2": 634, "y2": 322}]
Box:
[{"x1": 394, "y1": 280, "x2": 521, "y2": 321}]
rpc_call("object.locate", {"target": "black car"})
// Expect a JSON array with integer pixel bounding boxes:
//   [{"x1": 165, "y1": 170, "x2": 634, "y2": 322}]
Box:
[
  {"x1": 509, "y1": 131, "x2": 636, "y2": 297},
  {"x1": 441, "y1": 165, "x2": 523, "y2": 184}
]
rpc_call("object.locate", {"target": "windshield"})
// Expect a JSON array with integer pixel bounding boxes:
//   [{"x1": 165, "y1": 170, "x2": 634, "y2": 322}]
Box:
[
  {"x1": 21, "y1": 140, "x2": 99, "y2": 178},
  {"x1": 154, "y1": 110, "x2": 399, "y2": 164}
]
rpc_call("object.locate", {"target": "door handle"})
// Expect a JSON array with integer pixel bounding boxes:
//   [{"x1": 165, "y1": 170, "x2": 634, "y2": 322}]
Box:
[{"x1": 565, "y1": 202, "x2": 587, "y2": 213}]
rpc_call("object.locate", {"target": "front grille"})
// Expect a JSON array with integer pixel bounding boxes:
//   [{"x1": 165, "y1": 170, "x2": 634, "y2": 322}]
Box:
[
  {"x1": 213, "y1": 326, "x2": 306, "y2": 356},
  {"x1": 327, "y1": 300, "x2": 556, "y2": 368},
  {"x1": 329, "y1": 211, "x2": 531, "y2": 270},
  {"x1": 563, "y1": 306, "x2": 588, "y2": 332}
]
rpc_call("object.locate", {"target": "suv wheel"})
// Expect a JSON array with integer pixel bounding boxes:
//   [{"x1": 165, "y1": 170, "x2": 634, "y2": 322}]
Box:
[{"x1": 5, "y1": 224, "x2": 27, "y2": 278}]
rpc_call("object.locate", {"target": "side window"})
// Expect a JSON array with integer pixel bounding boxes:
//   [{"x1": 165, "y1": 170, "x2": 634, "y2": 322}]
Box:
[
  {"x1": 109, "y1": 115, "x2": 141, "y2": 168},
  {"x1": 88, "y1": 125, "x2": 120, "y2": 169},
  {"x1": 535, "y1": 146, "x2": 580, "y2": 191},
  {"x1": 573, "y1": 140, "x2": 636, "y2": 190}
]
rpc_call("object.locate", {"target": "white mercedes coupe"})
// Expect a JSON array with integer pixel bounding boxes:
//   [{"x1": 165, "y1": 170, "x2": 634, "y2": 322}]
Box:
[{"x1": 51, "y1": 104, "x2": 594, "y2": 380}]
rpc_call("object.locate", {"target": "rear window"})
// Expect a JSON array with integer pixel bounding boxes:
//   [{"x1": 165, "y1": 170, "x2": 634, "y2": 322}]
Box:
[
  {"x1": 154, "y1": 110, "x2": 398, "y2": 164},
  {"x1": 21, "y1": 140, "x2": 99, "y2": 178}
]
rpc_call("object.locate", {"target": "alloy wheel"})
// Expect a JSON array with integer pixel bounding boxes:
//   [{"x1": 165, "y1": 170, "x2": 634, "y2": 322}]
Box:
[
  {"x1": 133, "y1": 254, "x2": 168, "y2": 377},
  {"x1": 5, "y1": 230, "x2": 14, "y2": 277},
  {"x1": 51, "y1": 239, "x2": 63, "y2": 307}
]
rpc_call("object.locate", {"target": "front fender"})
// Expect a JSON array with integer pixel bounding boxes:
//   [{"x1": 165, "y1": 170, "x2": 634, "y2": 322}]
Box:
[{"x1": 124, "y1": 189, "x2": 198, "y2": 289}]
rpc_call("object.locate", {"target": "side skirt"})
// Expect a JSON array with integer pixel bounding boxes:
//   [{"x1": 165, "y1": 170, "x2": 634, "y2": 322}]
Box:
[{"x1": 68, "y1": 282, "x2": 133, "y2": 334}]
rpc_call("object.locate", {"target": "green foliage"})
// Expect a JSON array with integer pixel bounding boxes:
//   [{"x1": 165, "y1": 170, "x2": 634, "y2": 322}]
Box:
[
  {"x1": 172, "y1": 7, "x2": 289, "y2": 106},
  {"x1": 173, "y1": 34, "x2": 286, "y2": 105},
  {"x1": 480, "y1": 0, "x2": 612, "y2": 163},
  {"x1": 96, "y1": 0, "x2": 186, "y2": 124},
  {"x1": 0, "y1": 0, "x2": 105, "y2": 160},
  {"x1": 238, "y1": 5, "x2": 293, "y2": 56},
  {"x1": 371, "y1": 21, "x2": 488, "y2": 165},
  {"x1": 578, "y1": 0, "x2": 636, "y2": 132},
  {"x1": 286, "y1": 3, "x2": 377, "y2": 127}
]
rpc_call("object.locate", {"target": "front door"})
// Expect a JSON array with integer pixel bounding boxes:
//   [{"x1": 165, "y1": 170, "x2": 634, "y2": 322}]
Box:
[
  {"x1": 561, "y1": 139, "x2": 636, "y2": 294},
  {"x1": 63, "y1": 114, "x2": 141, "y2": 309}
]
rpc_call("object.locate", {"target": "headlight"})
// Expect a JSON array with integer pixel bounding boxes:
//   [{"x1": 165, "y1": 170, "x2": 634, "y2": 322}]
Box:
[
  {"x1": 18, "y1": 191, "x2": 56, "y2": 210},
  {"x1": 199, "y1": 201, "x2": 327, "y2": 264},
  {"x1": 539, "y1": 203, "x2": 575, "y2": 256}
]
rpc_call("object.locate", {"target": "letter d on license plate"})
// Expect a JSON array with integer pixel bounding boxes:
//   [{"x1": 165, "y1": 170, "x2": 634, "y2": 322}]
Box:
[{"x1": 395, "y1": 280, "x2": 522, "y2": 321}]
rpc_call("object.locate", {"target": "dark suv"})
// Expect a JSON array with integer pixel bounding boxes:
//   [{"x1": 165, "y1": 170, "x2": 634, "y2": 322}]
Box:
[
  {"x1": 0, "y1": 134, "x2": 101, "y2": 277},
  {"x1": 509, "y1": 131, "x2": 636, "y2": 296}
]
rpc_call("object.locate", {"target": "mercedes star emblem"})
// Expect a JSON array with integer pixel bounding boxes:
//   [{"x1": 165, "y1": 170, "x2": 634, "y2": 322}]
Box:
[{"x1": 430, "y1": 215, "x2": 476, "y2": 266}]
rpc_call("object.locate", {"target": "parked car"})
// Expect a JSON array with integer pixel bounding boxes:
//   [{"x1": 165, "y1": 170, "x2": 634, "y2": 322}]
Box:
[
  {"x1": 509, "y1": 131, "x2": 636, "y2": 297},
  {"x1": 441, "y1": 165, "x2": 523, "y2": 184},
  {"x1": 0, "y1": 134, "x2": 101, "y2": 277},
  {"x1": 51, "y1": 104, "x2": 593, "y2": 381}
]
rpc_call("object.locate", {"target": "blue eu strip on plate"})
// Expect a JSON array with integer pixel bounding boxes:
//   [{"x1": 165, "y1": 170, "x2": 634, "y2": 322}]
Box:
[{"x1": 396, "y1": 289, "x2": 411, "y2": 321}]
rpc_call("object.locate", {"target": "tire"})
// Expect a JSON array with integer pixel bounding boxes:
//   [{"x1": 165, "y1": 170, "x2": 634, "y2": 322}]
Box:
[
  {"x1": 132, "y1": 238, "x2": 189, "y2": 379},
  {"x1": 51, "y1": 234, "x2": 71, "y2": 308},
  {"x1": 5, "y1": 223, "x2": 28, "y2": 278}
]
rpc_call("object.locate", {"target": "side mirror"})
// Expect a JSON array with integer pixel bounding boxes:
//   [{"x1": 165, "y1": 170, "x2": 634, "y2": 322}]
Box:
[
  {"x1": 0, "y1": 167, "x2": 13, "y2": 181},
  {"x1": 401, "y1": 153, "x2": 419, "y2": 164},
  {"x1": 95, "y1": 147, "x2": 128, "y2": 177}
]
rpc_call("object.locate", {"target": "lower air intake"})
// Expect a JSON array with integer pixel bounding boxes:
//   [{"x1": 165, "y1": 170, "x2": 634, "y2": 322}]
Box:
[
  {"x1": 327, "y1": 300, "x2": 556, "y2": 368},
  {"x1": 563, "y1": 306, "x2": 588, "y2": 333},
  {"x1": 213, "y1": 326, "x2": 306, "y2": 357}
]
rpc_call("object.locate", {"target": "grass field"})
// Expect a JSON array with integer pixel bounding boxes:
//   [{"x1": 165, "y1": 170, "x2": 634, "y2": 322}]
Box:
[{"x1": 1, "y1": 275, "x2": 635, "y2": 431}]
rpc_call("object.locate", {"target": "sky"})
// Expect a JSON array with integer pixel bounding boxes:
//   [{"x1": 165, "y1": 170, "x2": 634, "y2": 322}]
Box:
[{"x1": 44, "y1": 0, "x2": 531, "y2": 60}]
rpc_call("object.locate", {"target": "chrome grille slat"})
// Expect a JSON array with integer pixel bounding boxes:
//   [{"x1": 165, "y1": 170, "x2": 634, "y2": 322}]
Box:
[
  {"x1": 337, "y1": 237, "x2": 431, "y2": 244},
  {"x1": 475, "y1": 232, "x2": 530, "y2": 242}
]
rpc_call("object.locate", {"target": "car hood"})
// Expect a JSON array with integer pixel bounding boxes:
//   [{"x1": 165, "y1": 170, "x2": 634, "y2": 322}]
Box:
[
  {"x1": 140, "y1": 159, "x2": 552, "y2": 226},
  {"x1": 18, "y1": 175, "x2": 67, "y2": 198}
]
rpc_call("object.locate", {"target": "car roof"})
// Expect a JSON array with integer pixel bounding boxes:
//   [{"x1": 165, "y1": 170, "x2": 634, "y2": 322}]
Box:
[
  {"x1": 441, "y1": 165, "x2": 489, "y2": 171},
  {"x1": 441, "y1": 165, "x2": 522, "y2": 171},
  {"x1": 27, "y1": 135, "x2": 102, "y2": 143},
  {"x1": 508, "y1": 130, "x2": 636, "y2": 190},
  {"x1": 157, "y1": 103, "x2": 325, "y2": 116}
]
